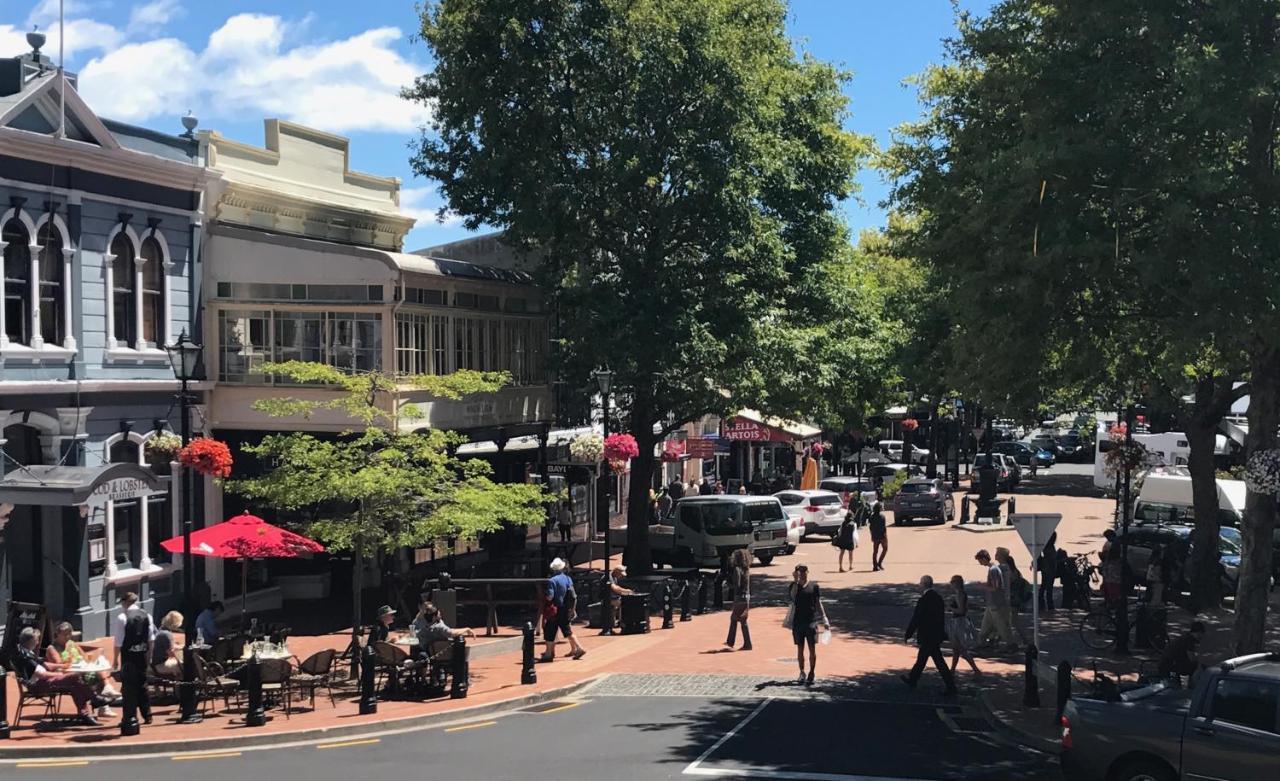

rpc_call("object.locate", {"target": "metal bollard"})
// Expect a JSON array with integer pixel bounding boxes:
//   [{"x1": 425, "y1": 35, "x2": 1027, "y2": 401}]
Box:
[
  {"x1": 600, "y1": 577, "x2": 615, "y2": 636},
  {"x1": 697, "y1": 574, "x2": 709, "y2": 614},
  {"x1": 246, "y1": 652, "x2": 267, "y2": 726},
  {"x1": 358, "y1": 644, "x2": 377, "y2": 715},
  {"x1": 712, "y1": 572, "x2": 725, "y2": 611},
  {"x1": 960, "y1": 496, "x2": 970, "y2": 524},
  {"x1": 120, "y1": 656, "x2": 141, "y2": 736},
  {"x1": 450, "y1": 636, "x2": 468, "y2": 699},
  {"x1": 0, "y1": 670, "x2": 9, "y2": 739},
  {"x1": 179, "y1": 644, "x2": 201, "y2": 723},
  {"x1": 1006, "y1": 497, "x2": 1016, "y2": 524},
  {"x1": 1023, "y1": 643, "x2": 1040, "y2": 708},
  {"x1": 1054, "y1": 660, "x2": 1072, "y2": 724},
  {"x1": 521, "y1": 622, "x2": 537, "y2": 685},
  {"x1": 662, "y1": 581, "x2": 675, "y2": 629},
  {"x1": 680, "y1": 578, "x2": 692, "y2": 621},
  {"x1": 1134, "y1": 603, "x2": 1152, "y2": 649}
]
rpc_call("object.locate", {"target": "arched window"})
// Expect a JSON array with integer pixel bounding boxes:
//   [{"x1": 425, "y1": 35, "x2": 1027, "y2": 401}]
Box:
[
  {"x1": 37, "y1": 223, "x2": 64, "y2": 346},
  {"x1": 140, "y1": 236, "x2": 165, "y2": 346},
  {"x1": 110, "y1": 233, "x2": 136, "y2": 347},
  {"x1": 3, "y1": 218, "x2": 31, "y2": 344}
]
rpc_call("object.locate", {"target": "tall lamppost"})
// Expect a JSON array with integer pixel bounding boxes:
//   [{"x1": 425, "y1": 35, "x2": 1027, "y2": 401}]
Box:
[
  {"x1": 165, "y1": 329, "x2": 202, "y2": 723},
  {"x1": 903, "y1": 389, "x2": 917, "y2": 467},
  {"x1": 1114, "y1": 405, "x2": 1136, "y2": 655},
  {"x1": 593, "y1": 368, "x2": 615, "y2": 635}
]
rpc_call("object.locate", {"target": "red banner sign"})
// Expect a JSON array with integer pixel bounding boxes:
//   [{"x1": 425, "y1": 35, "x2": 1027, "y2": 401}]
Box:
[
  {"x1": 685, "y1": 438, "x2": 717, "y2": 458},
  {"x1": 721, "y1": 417, "x2": 790, "y2": 442}
]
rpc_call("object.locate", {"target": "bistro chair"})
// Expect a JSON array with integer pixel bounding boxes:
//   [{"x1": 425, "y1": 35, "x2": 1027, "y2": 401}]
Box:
[
  {"x1": 257, "y1": 657, "x2": 294, "y2": 717},
  {"x1": 291, "y1": 649, "x2": 338, "y2": 708},
  {"x1": 372, "y1": 641, "x2": 411, "y2": 697},
  {"x1": 13, "y1": 674, "x2": 65, "y2": 726},
  {"x1": 193, "y1": 654, "x2": 240, "y2": 715}
]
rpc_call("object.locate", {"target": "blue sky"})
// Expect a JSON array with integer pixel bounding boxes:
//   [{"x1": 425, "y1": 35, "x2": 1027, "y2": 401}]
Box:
[{"x1": 2, "y1": 0, "x2": 991, "y2": 250}]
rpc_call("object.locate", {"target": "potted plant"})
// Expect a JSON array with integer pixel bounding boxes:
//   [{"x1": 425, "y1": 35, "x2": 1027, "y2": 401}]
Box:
[{"x1": 144, "y1": 432, "x2": 182, "y2": 471}]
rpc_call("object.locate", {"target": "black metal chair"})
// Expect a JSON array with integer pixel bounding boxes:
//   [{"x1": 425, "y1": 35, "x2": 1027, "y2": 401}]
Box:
[
  {"x1": 291, "y1": 649, "x2": 338, "y2": 708},
  {"x1": 13, "y1": 674, "x2": 65, "y2": 726},
  {"x1": 258, "y1": 658, "x2": 294, "y2": 718},
  {"x1": 372, "y1": 641, "x2": 411, "y2": 697}
]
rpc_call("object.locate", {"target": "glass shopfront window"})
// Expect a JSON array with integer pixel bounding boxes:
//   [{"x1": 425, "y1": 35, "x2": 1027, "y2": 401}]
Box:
[{"x1": 218, "y1": 308, "x2": 383, "y2": 382}]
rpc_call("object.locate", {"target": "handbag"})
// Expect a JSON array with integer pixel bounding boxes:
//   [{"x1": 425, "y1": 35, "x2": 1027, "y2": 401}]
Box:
[
  {"x1": 851, "y1": 526, "x2": 861, "y2": 549},
  {"x1": 782, "y1": 604, "x2": 795, "y2": 630}
]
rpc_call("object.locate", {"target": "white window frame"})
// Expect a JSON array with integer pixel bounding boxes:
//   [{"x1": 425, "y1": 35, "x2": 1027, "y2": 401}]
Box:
[
  {"x1": 101, "y1": 430, "x2": 173, "y2": 581},
  {"x1": 103, "y1": 223, "x2": 170, "y2": 362},
  {"x1": 0, "y1": 206, "x2": 76, "y2": 357}
]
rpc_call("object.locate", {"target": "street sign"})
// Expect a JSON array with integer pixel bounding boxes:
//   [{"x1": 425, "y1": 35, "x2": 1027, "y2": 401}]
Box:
[
  {"x1": 686, "y1": 437, "x2": 716, "y2": 459},
  {"x1": 1010, "y1": 512, "x2": 1062, "y2": 653},
  {"x1": 1010, "y1": 513, "x2": 1062, "y2": 559}
]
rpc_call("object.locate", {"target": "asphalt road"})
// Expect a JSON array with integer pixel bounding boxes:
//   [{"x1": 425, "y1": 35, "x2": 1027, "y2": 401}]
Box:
[{"x1": 7, "y1": 692, "x2": 1061, "y2": 781}]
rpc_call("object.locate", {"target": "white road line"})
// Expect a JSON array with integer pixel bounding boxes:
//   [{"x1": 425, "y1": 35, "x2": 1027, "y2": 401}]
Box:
[{"x1": 683, "y1": 698, "x2": 773, "y2": 775}]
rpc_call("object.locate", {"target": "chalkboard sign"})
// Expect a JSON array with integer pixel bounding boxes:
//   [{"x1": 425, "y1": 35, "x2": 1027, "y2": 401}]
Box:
[{"x1": 1, "y1": 600, "x2": 51, "y2": 669}]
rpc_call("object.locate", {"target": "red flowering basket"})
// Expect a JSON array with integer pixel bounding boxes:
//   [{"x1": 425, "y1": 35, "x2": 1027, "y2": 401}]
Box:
[
  {"x1": 901, "y1": 418, "x2": 919, "y2": 431},
  {"x1": 604, "y1": 433, "x2": 640, "y2": 463},
  {"x1": 178, "y1": 437, "x2": 234, "y2": 478}
]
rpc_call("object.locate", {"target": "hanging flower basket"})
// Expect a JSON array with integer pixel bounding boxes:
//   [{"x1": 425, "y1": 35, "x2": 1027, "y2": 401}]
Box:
[
  {"x1": 144, "y1": 432, "x2": 183, "y2": 468},
  {"x1": 1245, "y1": 449, "x2": 1280, "y2": 495},
  {"x1": 660, "y1": 440, "x2": 685, "y2": 463},
  {"x1": 569, "y1": 433, "x2": 604, "y2": 463},
  {"x1": 178, "y1": 437, "x2": 234, "y2": 478},
  {"x1": 603, "y1": 433, "x2": 640, "y2": 463},
  {"x1": 901, "y1": 418, "x2": 919, "y2": 431}
]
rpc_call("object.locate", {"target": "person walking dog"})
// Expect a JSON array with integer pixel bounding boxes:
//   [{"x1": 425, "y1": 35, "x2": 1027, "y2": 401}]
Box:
[{"x1": 902, "y1": 575, "x2": 958, "y2": 696}]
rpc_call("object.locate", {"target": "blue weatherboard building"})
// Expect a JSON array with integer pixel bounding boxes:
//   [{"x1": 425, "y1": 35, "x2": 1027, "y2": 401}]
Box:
[{"x1": 0, "y1": 40, "x2": 208, "y2": 637}]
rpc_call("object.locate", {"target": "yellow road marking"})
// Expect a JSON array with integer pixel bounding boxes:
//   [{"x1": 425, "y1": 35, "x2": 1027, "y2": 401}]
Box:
[
  {"x1": 17, "y1": 761, "x2": 91, "y2": 768},
  {"x1": 315, "y1": 737, "x2": 381, "y2": 750},
  {"x1": 172, "y1": 751, "x2": 241, "y2": 761},
  {"x1": 445, "y1": 720, "x2": 496, "y2": 733},
  {"x1": 538, "y1": 701, "x2": 581, "y2": 715}
]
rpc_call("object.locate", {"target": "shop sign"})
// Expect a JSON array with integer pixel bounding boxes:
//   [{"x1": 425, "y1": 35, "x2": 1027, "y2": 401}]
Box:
[
  {"x1": 84, "y1": 476, "x2": 158, "y2": 508},
  {"x1": 721, "y1": 417, "x2": 789, "y2": 442},
  {"x1": 686, "y1": 438, "x2": 717, "y2": 458}
]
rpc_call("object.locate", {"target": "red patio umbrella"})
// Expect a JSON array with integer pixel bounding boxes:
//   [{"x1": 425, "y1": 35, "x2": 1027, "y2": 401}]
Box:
[{"x1": 161, "y1": 512, "x2": 325, "y2": 629}]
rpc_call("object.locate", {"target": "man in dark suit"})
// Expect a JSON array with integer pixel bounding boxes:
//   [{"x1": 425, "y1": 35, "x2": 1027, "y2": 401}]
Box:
[{"x1": 902, "y1": 575, "x2": 958, "y2": 695}]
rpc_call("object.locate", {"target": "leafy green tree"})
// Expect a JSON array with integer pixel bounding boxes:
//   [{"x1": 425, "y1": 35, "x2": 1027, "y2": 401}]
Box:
[
  {"x1": 406, "y1": 0, "x2": 869, "y2": 571},
  {"x1": 230, "y1": 363, "x2": 548, "y2": 630},
  {"x1": 886, "y1": 1, "x2": 1280, "y2": 644}
]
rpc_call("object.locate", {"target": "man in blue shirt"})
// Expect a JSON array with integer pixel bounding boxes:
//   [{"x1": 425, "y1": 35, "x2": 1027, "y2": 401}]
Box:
[
  {"x1": 195, "y1": 601, "x2": 224, "y2": 644},
  {"x1": 540, "y1": 558, "x2": 586, "y2": 662}
]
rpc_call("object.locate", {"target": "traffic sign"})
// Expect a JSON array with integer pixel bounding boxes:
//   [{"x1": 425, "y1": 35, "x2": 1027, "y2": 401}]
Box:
[{"x1": 1010, "y1": 513, "x2": 1061, "y2": 558}]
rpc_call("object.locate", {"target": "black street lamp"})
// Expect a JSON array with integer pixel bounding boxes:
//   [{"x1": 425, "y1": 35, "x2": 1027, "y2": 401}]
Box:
[
  {"x1": 593, "y1": 368, "x2": 615, "y2": 635},
  {"x1": 165, "y1": 329, "x2": 202, "y2": 723},
  {"x1": 1114, "y1": 405, "x2": 1136, "y2": 655}
]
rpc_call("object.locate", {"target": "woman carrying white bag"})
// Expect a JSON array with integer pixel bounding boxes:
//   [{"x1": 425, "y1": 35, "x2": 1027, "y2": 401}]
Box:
[{"x1": 833, "y1": 507, "x2": 860, "y2": 573}]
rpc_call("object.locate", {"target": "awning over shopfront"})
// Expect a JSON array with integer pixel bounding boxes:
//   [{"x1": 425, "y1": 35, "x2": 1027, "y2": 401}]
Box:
[
  {"x1": 0, "y1": 463, "x2": 164, "y2": 509},
  {"x1": 721, "y1": 409, "x2": 822, "y2": 443}
]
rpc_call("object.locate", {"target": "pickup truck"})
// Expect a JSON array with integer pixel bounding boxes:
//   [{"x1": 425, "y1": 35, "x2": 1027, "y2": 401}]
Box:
[
  {"x1": 608, "y1": 495, "x2": 790, "y2": 568},
  {"x1": 1061, "y1": 652, "x2": 1280, "y2": 781}
]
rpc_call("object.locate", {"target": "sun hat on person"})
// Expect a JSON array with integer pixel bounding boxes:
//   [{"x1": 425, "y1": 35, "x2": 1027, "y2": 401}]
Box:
[
  {"x1": 377, "y1": 605, "x2": 396, "y2": 618},
  {"x1": 550, "y1": 557, "x2": 567, "y2": 572}
]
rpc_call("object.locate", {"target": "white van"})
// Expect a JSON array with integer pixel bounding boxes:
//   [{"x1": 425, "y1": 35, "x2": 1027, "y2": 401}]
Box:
[
  {"x1": 608, "y1": 495, "x2": 790, "y2": 568},
  {"x1": 1093, "y1": 427, "x2": 1228, "y2": 492},
  {"x1": 1133, "y1": 474, "x2": 1246, "y2": 526}
]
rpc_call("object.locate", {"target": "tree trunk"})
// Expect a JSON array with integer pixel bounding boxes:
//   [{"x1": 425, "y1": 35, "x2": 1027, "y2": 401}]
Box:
[
  {"x1": 1233, "y1": 346, "x2": 1280, "y2": 654},
  {"x1": 352, "y1": 533, "x2": 365, "y2": 634},
  {"x1": 1185, "y1": 407, "x2": 1222, "y2": 610},
  {"x1": 625, "y1": 426, "x2": 658, "y2": 575}
]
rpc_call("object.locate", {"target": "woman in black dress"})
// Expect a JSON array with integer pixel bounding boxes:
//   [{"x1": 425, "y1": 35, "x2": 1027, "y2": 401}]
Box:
[
  {"x1": 835, "y1": 509, "x2": 858, "y2": 572},
  {"x1": 787, "y1": 564, "x2": 828, "y2": 685}
]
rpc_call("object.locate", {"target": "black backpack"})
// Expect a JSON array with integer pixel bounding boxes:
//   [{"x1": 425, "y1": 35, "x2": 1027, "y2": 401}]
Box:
[{"x1": 122, "y1": 608, "x2": 150, "y2": 653}]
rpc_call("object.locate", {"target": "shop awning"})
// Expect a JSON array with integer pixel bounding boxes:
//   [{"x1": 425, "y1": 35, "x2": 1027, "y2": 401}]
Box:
[
  {"x1": 0, "y1": 463, "x2": 165, "y2": 508},
  {"x1": 721, "y1": 409, "x2": 822, "y2": 443}
]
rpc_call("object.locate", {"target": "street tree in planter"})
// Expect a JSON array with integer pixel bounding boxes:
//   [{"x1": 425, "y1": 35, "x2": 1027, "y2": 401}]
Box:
[
  {"x1": 407, "y1": 0, "x2": 868, "y2": 572},
  {"x1": 229, "y1": 362, "x2": 549, "y2": 634},
  {"x1": 886, "y1": 1, "x2": 1280, "y2": 644}
]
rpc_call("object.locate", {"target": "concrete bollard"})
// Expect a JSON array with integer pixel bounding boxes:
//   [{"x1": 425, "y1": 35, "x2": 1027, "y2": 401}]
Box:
[
  {"x1": 450, "y1": 636, "x2": 468, "y2": 699},
  {"x1": 662, "y1": 581, "x2": 675, "y2": 629},
  {"x1": 1054, "y1": 659, "x2": 1072, "y2": 725},
  {"x1": 521, "y1": 622, "x2": 537, "y2": 685},
  {"x1": 246, "y1": 653, "x2": 267, "y2": 726},
  {"x1": 1023, "y1": 643, "x2": 1040, "y2": 708},
  {"x1": 357, "y1": 644, "x2": 377, "y2": 716}
]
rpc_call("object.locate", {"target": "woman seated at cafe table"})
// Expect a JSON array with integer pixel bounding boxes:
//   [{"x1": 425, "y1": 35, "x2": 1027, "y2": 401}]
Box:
[
  {"x1": 151, "y1": 611, "x2": 184, "y2": 679},
  {"x1": 44, "y1": 620, "x2": 120, "y2": 698}
]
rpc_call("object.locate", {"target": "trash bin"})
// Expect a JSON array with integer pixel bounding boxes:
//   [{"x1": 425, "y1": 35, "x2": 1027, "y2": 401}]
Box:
[{"x1": 620, "y1": 593, "x2": 650, "y2": 635}]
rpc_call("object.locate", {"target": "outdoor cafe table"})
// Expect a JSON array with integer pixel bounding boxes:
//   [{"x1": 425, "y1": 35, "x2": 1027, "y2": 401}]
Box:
[
  {"x1": 425, "y1": 578, "x2": 548, "y2": 636},
  {"x1": 68, "y1": 657, "x2": 111, "y2": 674}
]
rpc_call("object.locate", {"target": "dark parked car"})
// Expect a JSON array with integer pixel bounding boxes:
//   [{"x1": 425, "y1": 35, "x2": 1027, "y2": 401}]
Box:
[
  {"x1": 1062, "y1": 652, "x2": 1280, "y2": 781},
  {"x1": 1028, "y1": 433, "x2": 1061, "y2": 457},
  {"x1": 992, "y1": 441, "x2": 1053, "y2": 468},
  {"x1": 891, "y1": 478, "x2": 954, "y2": 525},
  {"x1": 1120, "y1": 523, "x2": 1241, "y2": 597},
  {"x1": 969, "y1": 453, "x2": 1015, "y2": 491},
  {"x1": 1055, "y1": 431, "x2": 1088, "y2": 462}
]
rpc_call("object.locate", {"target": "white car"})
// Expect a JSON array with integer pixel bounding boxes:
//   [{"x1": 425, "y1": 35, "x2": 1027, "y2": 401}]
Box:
[
  {"x1": 774, "y1": 489, "x2": 846, "y2": 539},
  {"x1": 818, "y1": 477, "x2": 878, "y2": 511},
  {"x1": 879, "y1": 439, "x2": 931, "y2": 465}
]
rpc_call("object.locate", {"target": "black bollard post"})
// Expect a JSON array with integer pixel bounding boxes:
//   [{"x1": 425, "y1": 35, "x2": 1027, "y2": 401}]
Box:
[
  {"x1": 662, "y1": 581, "x2": 674, "y2": 629},
  {"x1": 245, "y1": 652, "x2": 267, "y2": 726},
  {"x1": 697, "y1": 574, "x2": 709, "y2": 614},
  {"x1": 600, "y1": 574, "x2": 615, "y2": 636},
  {"x1": 1134, "y1": 603, "x2": 1151, "y2": 649},
  {"x1": 1054, "y1": 660, "x2": 1073, "y2": 725},
  {"x1": 119, "y1": 655, "x2": 141, "y2": 737},
  {"x1": 179, "y1": 644, "x2": 201, "y2": 723},
  {"x1": 0, "y1": 670, "x2": 10, "y2": 739},
  {"x1": 521, "y1": 622, "x2": 537, "y2": 685},
  {"x1": 1023, "y1": 643, "x2": 1040, "y2": 708},
  {"x1": 680, "y1": 577, "x2": 692, "y2": 622},
  {"x1": 1006, "y1": 497, "x2": 1016, "y2": 524},
  {"x1": 713, "y1": 572, "x2": 725, "y2": 611},
  {"x1": 358, "y1": 643, "x2": 378, "y2": 715},
  {"x1": 450, "y1": 637, "x2": 468, "y2": 699},
  {"x1": 960, "y1": 496, "x2": 970, "y2": 525}
]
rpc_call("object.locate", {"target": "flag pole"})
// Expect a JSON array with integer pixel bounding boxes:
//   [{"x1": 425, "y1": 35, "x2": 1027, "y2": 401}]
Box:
[{"x1": 57, "y1": 0, "x2": 65, "y2": 139}]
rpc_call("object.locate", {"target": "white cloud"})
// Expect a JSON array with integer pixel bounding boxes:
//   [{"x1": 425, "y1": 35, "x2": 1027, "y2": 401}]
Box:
[
  {"x1": 75, "y1": 12, "x2": 430, "y2": 134},
  {"x1": 128, "y1": 0, "x2": 183, "y2": 31},
  {"x1": 0, "y1": 14, "x2": 121, "y2": 62},
  {"x1": 400, "y1": 185, "x2": 464, "y2": 227}
]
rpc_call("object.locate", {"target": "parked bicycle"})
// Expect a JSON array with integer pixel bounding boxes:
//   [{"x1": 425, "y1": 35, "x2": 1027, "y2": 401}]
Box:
[{"x1": 1078, "y1": 600, "x2": 1168, "y2": 651}]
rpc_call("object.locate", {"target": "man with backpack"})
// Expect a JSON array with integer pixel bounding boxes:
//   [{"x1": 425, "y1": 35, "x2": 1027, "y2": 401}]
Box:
[{"x1": 113, "y1": 591, "x2": 156, "y2": 725}]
